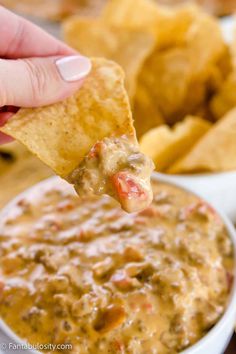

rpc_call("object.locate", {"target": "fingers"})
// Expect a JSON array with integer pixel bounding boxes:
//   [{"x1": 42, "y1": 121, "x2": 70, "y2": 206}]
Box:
[
  {"x1": 0, "y1": 6, "x2": 76, "y2": 58},
  {"x1": 0, "y1": 55, "x2": 91, "y2": 107},
  {"x1": 0, "y1": 132, "x2": 13, "y2": 145},
  {"x1": 0, "y1": 112, "x2": 14, "y2": 145}
]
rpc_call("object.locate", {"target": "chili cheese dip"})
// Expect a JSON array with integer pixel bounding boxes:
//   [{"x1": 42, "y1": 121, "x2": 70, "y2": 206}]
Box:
[
  {"x1": 68, "y1": 135, "x2": 154, "y2": 213},
  {"x1": 0, "y1": 178, "x2": 233, "y2": 354}
]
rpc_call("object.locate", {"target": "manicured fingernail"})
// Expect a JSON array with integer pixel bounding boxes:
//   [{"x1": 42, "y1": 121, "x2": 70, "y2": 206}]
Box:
[{"x1": 56, "y1": 55, "x2": 91, "y2": 82}]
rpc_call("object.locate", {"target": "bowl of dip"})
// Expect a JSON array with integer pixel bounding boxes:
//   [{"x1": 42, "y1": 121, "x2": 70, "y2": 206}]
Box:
[{"x1": 0, "y1": 174, "x2": 235, "y2": 354}]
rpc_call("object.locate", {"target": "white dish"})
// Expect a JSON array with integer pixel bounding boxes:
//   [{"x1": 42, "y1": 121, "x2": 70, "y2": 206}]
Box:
[
  {"x1": 159, "y1": 171, "x2": 236, "y2": 223},
  {"x1": 0, "y1": 175, "x2": 236, "y2": 354}
]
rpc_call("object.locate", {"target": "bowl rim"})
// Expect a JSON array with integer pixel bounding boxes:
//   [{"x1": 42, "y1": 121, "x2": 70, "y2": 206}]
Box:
[
  {"x1": 0, "y1": 173, "x2": 235, "y2": 354},
  {"x1": 159, "y1": 170, "x2": 236, "y2": 179}
]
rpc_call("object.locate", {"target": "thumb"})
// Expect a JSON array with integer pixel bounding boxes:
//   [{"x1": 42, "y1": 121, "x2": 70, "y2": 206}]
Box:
[{"x1": 0, "y1": 55, "x2": 91, "y2": 107}]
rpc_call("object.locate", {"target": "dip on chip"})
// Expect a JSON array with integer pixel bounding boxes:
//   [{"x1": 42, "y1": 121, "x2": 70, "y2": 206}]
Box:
[{"x1": 1, "y1": 58, "x2": 154, "y2": 213}]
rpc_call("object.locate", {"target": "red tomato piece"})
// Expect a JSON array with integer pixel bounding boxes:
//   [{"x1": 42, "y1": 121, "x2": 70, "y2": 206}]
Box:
[
  {"x1": 111, "y1": 172, "x2": 147, "y2": 201},
  {"x1": 88, "y1": 141, "x2": 104, "y2": 159}
]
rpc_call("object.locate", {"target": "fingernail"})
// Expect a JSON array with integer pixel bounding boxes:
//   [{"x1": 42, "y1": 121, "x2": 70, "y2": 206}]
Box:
[{"x1": 56, "y1": 55, "x2": 91, "y2": 82}]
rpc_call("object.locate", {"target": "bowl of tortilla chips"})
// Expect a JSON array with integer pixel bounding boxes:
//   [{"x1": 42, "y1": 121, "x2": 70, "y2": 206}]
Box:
[{"x1": 59, "y1": 0, "x2": 236, "y2": 220}]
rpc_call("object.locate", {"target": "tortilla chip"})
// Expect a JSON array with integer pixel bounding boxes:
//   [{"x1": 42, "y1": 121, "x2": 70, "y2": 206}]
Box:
[
  {"x1": 133, "y1": 80, "x2": 164, "y2": 138},
  {"x1": 168, "y1": 107, "x2": 236, "y2": 173},
  {"x1": 210, "y1": 72, "x2": 236, "y2": 119},
  {"x1": 134, "y1": 12, "x2": 226, "y2": 125},
  {"x1": 1, "y1": 58, "x2": 135, "y2": 177},
  {"x1": 135, "y1": 47, "x2": 206, "y2": 126},
  {"x1": 102, "y1": 0, "x2": 200, "y2": 48},
  {"x1": 140, "y1": 116, "x2": 211, "y2": 172},
  {"x1": 102, "y1": 0, "x2": 166, "y2": 31},
  {"x1": 62, "y1": 17, "x2": 155, "y2": 100},
  {"x1": 185, "y1": 14, "x2": 226, "y2": 76}
]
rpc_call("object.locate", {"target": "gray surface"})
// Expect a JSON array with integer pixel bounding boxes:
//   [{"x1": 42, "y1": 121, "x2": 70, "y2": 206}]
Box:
[{"x1": 22, "y1": 13, "x2": 61, "y2": 39}]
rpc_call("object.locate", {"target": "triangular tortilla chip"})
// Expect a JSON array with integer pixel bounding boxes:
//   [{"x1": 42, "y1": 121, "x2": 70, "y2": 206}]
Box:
[
  {"x1": 168, "y1": 107, "x2": 236, "y2": 173},
  {"x1": 140, "y1": 116, "x2": 212, "y2": 172},
  {"x1": 62, "y1": 17, "x2": 155, "y2": 101},
  {"x1": 1, "y1": 58, "x2": 135, "y2": 177}
]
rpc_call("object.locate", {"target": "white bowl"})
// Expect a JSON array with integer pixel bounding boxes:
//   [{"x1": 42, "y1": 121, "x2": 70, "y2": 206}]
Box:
[
  {"x1": 0, "y1": 175, "x2": 236, "y2": 354},
  {"x1": 159, "y1": 171, "x2": 236, "y2": 224}
]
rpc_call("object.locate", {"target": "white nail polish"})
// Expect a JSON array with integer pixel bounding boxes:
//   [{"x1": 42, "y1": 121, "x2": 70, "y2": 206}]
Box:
[{"x1": 56, "y1": 55, "x2": 91, "y2": 82}]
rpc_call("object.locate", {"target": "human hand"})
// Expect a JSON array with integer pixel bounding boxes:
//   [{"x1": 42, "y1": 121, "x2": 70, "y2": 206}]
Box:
[{"x1": 0, "y1": 6, "x2": 91, "y2": 144}]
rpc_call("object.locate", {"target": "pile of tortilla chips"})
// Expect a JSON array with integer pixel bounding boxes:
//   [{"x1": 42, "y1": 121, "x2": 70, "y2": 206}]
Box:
[{"x1": 62, "y1": 0, "x2": 236, "y2": 174}]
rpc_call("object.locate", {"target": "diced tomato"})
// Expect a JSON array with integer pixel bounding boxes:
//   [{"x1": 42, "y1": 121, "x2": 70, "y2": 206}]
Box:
[
  {"x1": 88, "y1": 142, "x2": 104, "y2": 159},
  {"x1": 112, "y1": 172, "x2": 146, "y2": 198},
  {"x1": 111, "y1": 172, "x2": 152, "y2": 213},
  {"x1": 180, "y1": 201, "x2": 221, "y2": 223},
  {"x1": 112, "y1": 172, "x2": 147, "y2": 200}
]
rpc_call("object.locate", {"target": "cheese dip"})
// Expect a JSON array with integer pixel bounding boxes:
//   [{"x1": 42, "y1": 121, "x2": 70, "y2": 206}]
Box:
[
  {"x1": 0, "y1": 178, "x2": 233, "y2": 354},
  {"x1": 69, "y1": 136, "x2": 154, "y2": 213}
]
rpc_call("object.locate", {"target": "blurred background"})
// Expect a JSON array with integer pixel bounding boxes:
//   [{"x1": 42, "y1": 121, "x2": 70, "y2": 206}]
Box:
[{"x1": 0, "y1": 0, "x2": 235, "y2": 20}]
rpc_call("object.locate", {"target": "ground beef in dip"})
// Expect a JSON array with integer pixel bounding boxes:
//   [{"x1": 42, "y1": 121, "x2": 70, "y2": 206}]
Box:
[
  {"x1": 0, "y1": 178, "x2": 233, "y2": 354},
  {"x1": 68, "y1": 135, "x2": 154, "y2": 213}
]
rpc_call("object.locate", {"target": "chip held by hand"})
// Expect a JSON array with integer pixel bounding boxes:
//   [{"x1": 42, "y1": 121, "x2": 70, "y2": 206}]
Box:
[{"x1": 1, "y1": 58, "x2": 154, "y2": 213}]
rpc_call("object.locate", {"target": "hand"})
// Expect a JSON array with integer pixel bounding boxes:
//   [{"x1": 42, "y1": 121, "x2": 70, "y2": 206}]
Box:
[{"x1": 0, "y1": 6, "x2": 91, "y2": 144}]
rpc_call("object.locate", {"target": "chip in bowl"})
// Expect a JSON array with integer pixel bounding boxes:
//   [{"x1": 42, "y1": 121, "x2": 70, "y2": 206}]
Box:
[
  {"x1": 62, "y1": 17, "x2": 155, "y2": 101},
  {"x1": 168, "y1": 107, "x2": 236, "y2": 173},
  {"x1": 140, "y1": 116, "x2": 211, "y2": 172}
]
